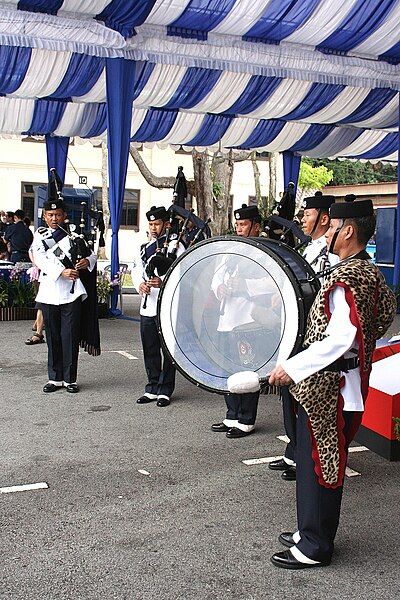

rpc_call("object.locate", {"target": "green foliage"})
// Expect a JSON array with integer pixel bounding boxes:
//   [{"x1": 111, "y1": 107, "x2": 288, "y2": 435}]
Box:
[
  {"x1": 303, "y1": 158, "x2": 397, "y2": 186},
  {"x1": 0, "y1": 267, "x2": 36, "y2": 308},
  {"x1": 298, "y1": 161, "x2": 334, "y2": 191},
  {"x1": 97, "y1": 271, "x2": 113, "y2": 304},
  {"x1": 213, "y1": 181, "x2": 223, "y2": 198}
]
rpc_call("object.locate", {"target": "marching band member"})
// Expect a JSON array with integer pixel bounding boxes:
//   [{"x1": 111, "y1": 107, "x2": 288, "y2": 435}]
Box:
[
  {"x1": 131, "y1": 206, "x2": 185, "y2": 408},
  {"x1": 268, "y1": 198, "x2": 396, "y2": 569},
  {"x1": 269, "y1": 192, "x2": 338, "y2": 481},
  {"x1": 31, "y1": 195, "x2": 98, "y2": 394},
  {"x1": 210, "y1": 204, "x2": 262, "y2": 439}
]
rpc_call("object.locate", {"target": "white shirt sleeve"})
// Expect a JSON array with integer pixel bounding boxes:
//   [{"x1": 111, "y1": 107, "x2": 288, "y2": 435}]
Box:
[
  {"x1": 31, "y1": 231, "x2": 64, "y2": 282},
  {"x1": 281, "y1": 286, "x2": 357, "y2": 384}
]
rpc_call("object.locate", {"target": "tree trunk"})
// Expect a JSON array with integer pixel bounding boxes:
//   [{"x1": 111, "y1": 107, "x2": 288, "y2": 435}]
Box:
[
  {"x1": 268, "y1": 151, "x2": 278, "y2": 215},
  {"x1": 211, "y1": 153, "x2": 233, "y2": 235},
  {"x1": 129, "y1": 146, "x2": 195, "y2": 196},
  {"x1": 192, "y1": 150, "x2": 214, "y2": 225},
  {"x1": 251, "y1": 151, "x2": 262, "y2": 209},
  {"x1": 98, "y1": 141, "x2": 109, "y2": 259}
]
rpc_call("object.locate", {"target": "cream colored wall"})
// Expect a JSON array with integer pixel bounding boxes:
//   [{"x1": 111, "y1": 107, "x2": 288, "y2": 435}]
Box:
[{"x1": 0, "y1": 138, "x2": 284, "y2": 262}]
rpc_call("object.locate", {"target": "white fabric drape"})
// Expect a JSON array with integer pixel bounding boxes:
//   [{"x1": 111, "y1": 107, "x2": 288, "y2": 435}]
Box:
[
  {"x1": 353, "y1": 94, "x2": 399, "y2": 129},
  {"x1": 130, "y1": 108, "x2": 148, "y2": 138},
  {"x1": 59, "y1": 0, "x2": 111, "y2": 17},
  {"x1": 336, "y1": 130, "x2": 390, "y2": 157},
  {"x1": 247, "y1": 79, "x2": 312, "y2": 119},
  {"x1": 134, "y1": 64, "x2": 186, "y2": 108},
  {"x1": 11, "y1": 48, "x2": 71, "y2": 98},
  {"x1": 73, "y1": 69, "x2": 106, "y2": 103},
  {"x1": 147, "y1": 0, "x2": 191, "y2": 26},
  {"x1": 192, "y1": 72, "x2": 252, "y2": 113},
  {"x1": 221, "y1": 117, "x2": 260, "y2": 147},
  {"x1": 353, "y1": 3, "x2": 400, "y2": 57},
  {"x1": 54, "y1": 102, "x2": 86, "y2": 136},
  {"x1": 285, "y1": 0, "x2": 357, "y2": 47},
  {"x1": 304, "y1": 86, "x2": 370, "y2": 124},
  {"x1": 305, "y1": 127, "x2": 361, "y2": 158},
  {"x1": 212, "y1": 0, "x2": 272, "y2": 36},
  {"x1": 261, "y1": 122, "x2": 310, "y2": 152},
  {"x1": 161, "y1": 111, "x2": 204, "y2": 145},
  {"x1": 0, "y1": 97, "x2": 35, "y2": 134}
]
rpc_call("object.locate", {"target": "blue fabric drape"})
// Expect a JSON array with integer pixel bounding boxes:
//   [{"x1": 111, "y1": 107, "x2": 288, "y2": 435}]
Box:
[
  {"x1": 283, "y1": 83, "x2": 345, "y2": 121},
  {"x1": 0, "y1": 46, "x2": 31, "y2": 95},
  {"x1": 106, "y1": 58, "x2": 136, "y2": 315},
  {"x1": 164, "y1": 67, "x2": 221, "y2": 109},
  {"x1": 132, "y1": 61, "x2": 155, "y2": 101},
  {"x1": 187, "y1": 114, "x2": 232, "y2": 146},
  {"x1": 239, "y1": 119, "x2": 285, "y2": 149},
  {"x1": 289, "y1": 124, "x2": 335, "y2": 152},
  {"x1": 49, "y1": 54, "x2": 104, "y2": 101},
  {"x1": 355, "y1": 132, "x2": 399, "y2": 160},
  {"x1": 17, "y1": 0, "x2": 63, "y2": 14},
  {"x1": 24, "y1": 99, "x2": 67, "y2": 135},
  {"x1": 243, "y1": 0, "x2": 319, "y2": 43},
  {"x1": 83, "y1": 104, "x2": 107, "y2": 138},
  {"x1": 45, "y1": 134, "x2": 69, "y2": 184},
  {"x1": 97, "y1": 0, "x2": 157, "y2": 38},
  {"x1": 132, "y1": 108, "x2": 178, "y2": 142},
  {"x1": 223, "y1": 75, "x2": 282, "y2": 115},
  {"x1": 283, "y1": 150, "x2": 301, "y2": 196},
  {"x1": 339, "y1": 88, "x2": 398, "y2": 125},
  {"x1": 304, "y1": 127, "x2": 363, "y2": 158},
  {"x1": 317, "y1": 0, "x2": 397, "y2": 53},
  {"x1": 380, "y1": 41, "x2": 400, "y2": 64},
  {"x1": 168, "y1": 0, "x2": 237, "y2": 41}
]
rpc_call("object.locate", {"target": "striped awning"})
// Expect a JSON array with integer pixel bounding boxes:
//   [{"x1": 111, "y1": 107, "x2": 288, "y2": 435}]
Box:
[{"x1": 0, "y1": 1, "x2": 398, "y2": 159}]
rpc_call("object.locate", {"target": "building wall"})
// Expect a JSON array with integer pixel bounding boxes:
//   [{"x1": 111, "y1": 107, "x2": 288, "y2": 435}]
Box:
[{"x1": 0, "y1": 138, "x2": 283, "y2": 262}]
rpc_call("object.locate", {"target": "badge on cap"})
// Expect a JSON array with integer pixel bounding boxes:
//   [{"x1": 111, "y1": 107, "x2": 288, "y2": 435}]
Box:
[
  {"x1": 51, "y1": 203, "x2": 56, "y2": 209},
  {"x1": 235, "y1": 212, "x2": 240, "y2": 219},
  {"x1": 149, "y1": 215, "x2": 155, "y2": 221}
]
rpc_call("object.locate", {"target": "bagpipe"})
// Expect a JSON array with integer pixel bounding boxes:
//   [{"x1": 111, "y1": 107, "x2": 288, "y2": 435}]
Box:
[
  {"x1": 142, "y1": 206, "x2": 212, "y2": 308},
  {"x1": 265, "y1": 182, "x2": 304, "y2": 248}
]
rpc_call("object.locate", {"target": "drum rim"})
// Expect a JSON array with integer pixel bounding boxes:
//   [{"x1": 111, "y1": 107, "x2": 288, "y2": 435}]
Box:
[{"x1": 157, "y1": 236, "x2": 319, "y2": 394}]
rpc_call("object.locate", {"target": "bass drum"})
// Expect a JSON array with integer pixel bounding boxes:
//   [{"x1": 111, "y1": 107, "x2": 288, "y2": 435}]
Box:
[{"x1": 158, "y1": 236, "x2": 320, "y2": 394}]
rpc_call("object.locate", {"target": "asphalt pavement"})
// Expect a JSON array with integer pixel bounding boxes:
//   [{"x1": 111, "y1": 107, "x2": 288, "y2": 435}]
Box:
[{"x1": 1, "y1": 297, "x2": 399, "y2": 600}]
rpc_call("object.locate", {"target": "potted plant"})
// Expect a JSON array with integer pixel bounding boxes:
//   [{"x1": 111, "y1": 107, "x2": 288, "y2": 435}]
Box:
[
  {"x1": 96, "y1": 270, "x2": 119, "y2": 318},
  {"x1": 0, "y1": 265, "x2": 36, "y2": 321}
]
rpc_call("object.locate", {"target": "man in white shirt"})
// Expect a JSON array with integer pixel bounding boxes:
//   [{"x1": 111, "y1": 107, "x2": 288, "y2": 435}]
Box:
[
  {"x1": 31, "y1": 197, "x2": 97, "y2": 393},
  {"x1": 210, "y1": 204, "x2": 262, "y2": 439},
  {"x1": 269, "y1": 191, "x2": 338, "y2": 481},
  {"x1": 268, "y1": 198, "x2": 396, "y2": 569},
  {"x1": 131, "y1": 206, "x2": 184, "y2": 407}
]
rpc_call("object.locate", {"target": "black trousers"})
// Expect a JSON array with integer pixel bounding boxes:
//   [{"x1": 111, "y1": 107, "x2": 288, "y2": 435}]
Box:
[
  {"x1": 281, "y1": 386, "x2": 297, "y2": 462},
  {"x1": 41, "y1": 299, "x2": 81, "y2": 384},
  {"x1": 140, "y1": 315, "x2": 175, "y2": 397},
  {"x1": 295, "y1": 404, "x2": 356, "y2": 563},
  {"x1": 224, "y1": 391, "x2": 260, "y2": 425}
]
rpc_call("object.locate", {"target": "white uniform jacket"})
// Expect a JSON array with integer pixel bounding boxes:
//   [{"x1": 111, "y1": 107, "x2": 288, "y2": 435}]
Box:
[
  {"x1": 31, "y1": 228, "x2": 97, "y2": 305},
  {"x1": 303, "y1": 235, "x2": 339, "y2": 273}
]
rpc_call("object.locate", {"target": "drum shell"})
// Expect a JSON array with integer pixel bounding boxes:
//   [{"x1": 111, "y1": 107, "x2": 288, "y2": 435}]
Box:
[{"x1": 158, "y1": 236, "x2": 319, "y2": 394}]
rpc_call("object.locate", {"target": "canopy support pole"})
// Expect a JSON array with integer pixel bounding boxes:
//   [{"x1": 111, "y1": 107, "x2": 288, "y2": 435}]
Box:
[
  {"x1": 282, "y1": 150, "x2": 301, "y2": 197},
  {"x1": 45, "y1": 134, "x2": 69, "y2": 185}
]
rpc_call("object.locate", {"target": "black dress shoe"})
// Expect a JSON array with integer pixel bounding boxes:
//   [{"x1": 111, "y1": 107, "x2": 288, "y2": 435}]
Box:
[
  {"x1": 137, "y1": 394, "x2": 156, "y2": 404},
  {"x1": 268, "y1": 458, "x2": 292, "y2": 471},
  {"x1": 156, "y1": 396, "x2": 170, "y2": 407},
  {"x1": 43, "y1": 383, "x2": 62, "y2": 393},
  {"x1": 211, "y1": 422, "x2": 230, "y2": 433},
  {"x1": 281, "y1": 467, "x2": 296, "y2": 481},
  {"x1": 271, "y1": 550, "x2": 328, "y2": 569},
  {"x1": 226, "y1": 427, "x2": 255, "y2": 439},
  {"x1": 66, "y1": 384, "x2": 79, "y2": 393},
  {"x1": 278, "y1": 532, "x2": 295, "y2": 548}
]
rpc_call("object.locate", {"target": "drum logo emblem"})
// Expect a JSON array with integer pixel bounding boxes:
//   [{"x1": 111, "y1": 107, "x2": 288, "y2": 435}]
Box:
[{"x1": 238, "y1": 340, "x2": 255, "y2": 366}]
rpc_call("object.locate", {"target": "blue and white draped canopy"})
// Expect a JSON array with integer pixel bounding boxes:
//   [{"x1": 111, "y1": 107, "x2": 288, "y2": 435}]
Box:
[{"x1": 0, "y1": 0, "x2": 399, "y2": 161}]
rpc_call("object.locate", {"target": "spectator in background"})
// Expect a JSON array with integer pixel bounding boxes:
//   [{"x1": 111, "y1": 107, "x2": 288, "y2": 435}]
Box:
[
  {"x1": 4, "y1": 209, "x2": 33, "y2": 263},
  {"x1": 0, "y1": 211, "x2": 7, "y2": 236}
]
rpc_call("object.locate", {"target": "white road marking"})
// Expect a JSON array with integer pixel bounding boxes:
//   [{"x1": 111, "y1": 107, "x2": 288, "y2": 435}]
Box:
[
  {"x1": 348, "y1": 446, "x2": 369, "y2": 453},
  {"x1": 0, "y1": 482, "x2": 49, "y2": 494},
  {"x1": 277, "y1": 435, "x2": 290, "y2": 443},
  {"x1": 345, "y1": 467, "x2": 361, "y2": 477},
  {"x1": 242, "y1": 456, "x2": 283, "y2": 466},
  {"x1": 104, "y1": 350, "x2": 138, "y2": 360},
  {"x1": 138, "y1": 469, "x2": 150, "y2": 476}
]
